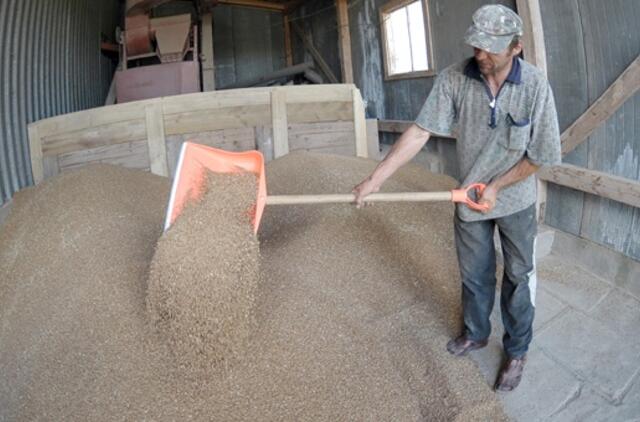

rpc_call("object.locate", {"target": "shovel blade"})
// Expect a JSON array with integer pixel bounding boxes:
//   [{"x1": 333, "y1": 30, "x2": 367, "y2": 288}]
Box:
[{"x1": 163, "y1": 142, "x2": 267, "y2": 234}]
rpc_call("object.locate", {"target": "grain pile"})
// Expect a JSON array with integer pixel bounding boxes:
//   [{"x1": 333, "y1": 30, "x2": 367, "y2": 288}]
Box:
[
  {"x1": 147, "y1": 172, "x2": 260, "y2": 371},
  {"x1": 0, "y1": 154, "x2": 507, "y2": 421}
]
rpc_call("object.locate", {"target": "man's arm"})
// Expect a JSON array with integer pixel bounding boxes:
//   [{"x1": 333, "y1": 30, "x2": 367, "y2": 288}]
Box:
[
  {"x1": 353, "y1": 124, "x2": 431, "y2": 207},
  {"x1": 478, "y1": 158, "x2": 540, "y2": 213}
]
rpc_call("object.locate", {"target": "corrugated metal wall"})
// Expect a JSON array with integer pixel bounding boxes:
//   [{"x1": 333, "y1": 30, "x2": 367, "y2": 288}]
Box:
[
  {"x1": 542, "y1": 0, "x2": 640, "y2": 260},
  {"x1": 0, "y1": 0, "x2": 119, "y2": 204},
  {"x1": 213, "y1": 5, "x2": 285, "y2": 88}
]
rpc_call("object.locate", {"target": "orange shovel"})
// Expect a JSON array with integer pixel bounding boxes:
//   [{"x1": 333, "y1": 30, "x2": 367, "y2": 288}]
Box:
[{"x1": 164, "y1": 142, "x2": 489, "y2": 234}]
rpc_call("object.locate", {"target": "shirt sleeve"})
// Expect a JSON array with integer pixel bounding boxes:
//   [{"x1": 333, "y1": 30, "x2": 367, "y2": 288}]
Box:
[
  {"x1": 526, "y1": 81, "x2": 562, "y2": 167},
  {"x1": 414, "y1": 70, "x2": 457, "y2": 137}
]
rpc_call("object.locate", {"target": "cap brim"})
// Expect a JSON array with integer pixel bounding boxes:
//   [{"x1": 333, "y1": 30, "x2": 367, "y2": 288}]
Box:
[{"x1": 463, "y1": 26, "x2": 513, "y2": 54}]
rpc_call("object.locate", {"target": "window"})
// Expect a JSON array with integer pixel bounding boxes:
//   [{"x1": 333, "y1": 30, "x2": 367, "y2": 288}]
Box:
[{"x1": 379, "y1": 0, "x2": 435, "y2": 80}]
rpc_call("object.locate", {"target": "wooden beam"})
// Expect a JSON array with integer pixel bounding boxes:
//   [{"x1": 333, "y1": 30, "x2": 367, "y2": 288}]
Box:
[
  {"x1": 291, "y1": 22, "x2": 339, "y2": 84},
  {"x1": 42, "y1": 120, "x2": 147, "y2": 156},
  {"x1": 287, "y1": 101, "x2": 352, "y2": 124},
  {"x1": 366, "y1": 118, "x2": 380, "y2": 160},
  {"x1": 284, "y1": 15, "x2": 293, "y2": 67},
  {"x1": 516, "y1": 0, "x2": 547, "y2": 75},
  {"x1": 336, "y1": 0, "x2": 354, "y2": 83},
  {"x1": 538, "y1": 164, "x2": 640, "y2": 209},
  {"x1": 271, "y1": 89, "x2": 289, "y2": 158},
  {"x1": 352, "y1": 88, "x2": 367, "y2": 158},
  {"x1": 35, "y1": 100, "x2": 151, "y2": 139},
  {"x1": 516, "y1": 0, "x2": 548, "y2": 221},
  {"x1": 561, "y1": 54, "x2": 640, "y2": 156},
  {"x1": 164, "y1": 105, "x2": 272, "y2": 135},
  {"x1": 145, "y1": 101, "x2": 169, "y2": 176},
  {"x1": 223, "y1": 62, "x2": 312, "y2": 89},
  {"x1": 377, "y1": 119, "x2": 456, "y2": 139},
  {"x1": 201, "y1": 13, "x2": 216, "y2": 91},
  {"x1": 27, "y1": 124, "x2": 44, "y2": 184},
  {"x1": 217, "y1": 0, "x2": 285, "y2": 11}
]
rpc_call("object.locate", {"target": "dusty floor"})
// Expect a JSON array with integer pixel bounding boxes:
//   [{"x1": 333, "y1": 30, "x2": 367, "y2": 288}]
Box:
[{"x1": 0, "y1": 153, "x2": 506, "y2": 421}]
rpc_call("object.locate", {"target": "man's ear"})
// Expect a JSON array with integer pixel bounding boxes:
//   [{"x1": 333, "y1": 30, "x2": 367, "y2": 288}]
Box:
[{"x1": 512, "y1": 41, "x2": 523, "y2": 56}]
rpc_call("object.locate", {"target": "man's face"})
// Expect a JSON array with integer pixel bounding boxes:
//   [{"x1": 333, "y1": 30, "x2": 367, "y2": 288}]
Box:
[{"x1": 473, "y1": 43, "x2": 521, "y2": 76}]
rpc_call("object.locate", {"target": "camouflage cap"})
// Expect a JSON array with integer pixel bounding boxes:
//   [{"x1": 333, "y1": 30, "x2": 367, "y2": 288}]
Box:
[{"x1": 463, "y1": 4, "x2": 523, "y2": 54}]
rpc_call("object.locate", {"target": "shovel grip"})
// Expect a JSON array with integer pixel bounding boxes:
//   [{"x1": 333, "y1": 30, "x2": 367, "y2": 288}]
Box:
[{"x1": 450, "y1": 183, "x2": 490, "y2": 212}]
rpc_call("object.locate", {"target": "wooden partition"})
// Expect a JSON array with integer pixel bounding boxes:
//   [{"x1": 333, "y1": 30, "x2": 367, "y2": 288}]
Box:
[{"x1": 27, "y1": 84, "x2": 373, "y2": 183}]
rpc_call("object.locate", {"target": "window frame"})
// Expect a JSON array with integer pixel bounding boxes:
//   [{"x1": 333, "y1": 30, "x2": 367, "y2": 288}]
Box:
[{"x1": 379, "y1": 0, "x2": 436, "y2": 81}]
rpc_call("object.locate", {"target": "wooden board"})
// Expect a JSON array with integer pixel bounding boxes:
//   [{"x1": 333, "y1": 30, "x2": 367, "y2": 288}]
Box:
[
  {"x1": 516, "y1": 0, "x2": 548, "y2": 75},
  {"x1": 366, "y1": 118, "x2": 380, "y2": 160},
  {"x1": 217, "y1": 0, "x2": 285, "y2": 11},
  {"x1": 35, "y1": 100, "x2": 151, "y2": 138},
  {"x1": 538, "y1": 164, "x2": 640, "y2": 209},
  {"x1": 57, "y1": 140, "x2": 150, "y2": 172},
  {"x1": 291, "y1": 22, "x2": 339, "y2": 84},
  {"x1": 28, "y1": 85, "x2": 367, "y2": 182},
  {"x1": 279, "y1": 121, "x2": 359, "y2": 158},
  {"x1": 287, "y1": 102, "x2": 353, "y2": 124},
  {"x1": 42, "y1": 156, "x2": 60, "y2": 179},
  {"x1": 284, "y1": 15, "x2": 293, "y2": 67},
  {"x1": 166, "y1": 128, "x2": 256, "y2": 177},
  {"x1": 271, "y1": 89, "x2": 289, "y2": 158},
  {"x1": 27, "y1": 125, "x2": 44, "y2": 184},
  {"x1": 561, "y1": 55, "x2": 640, "y2": 156},
  {"x1": 163, "y1": 105, "x2": 272, "y2": 135},
  {"x1": 574, "y1": 0, "x2": 640, "y2": 259},
  {"x1": 145, "y1": 101, "x2": 168, "y2": 177},
  {"x1": 42, "y1": 120, "x2": 147, "y2": 157},
  {"x1": 537, "y1": 0, "x2": 588, "y2": 236},
  {"x1": 336, "y1": 0, "x2": 354, "y2": 84},
  {"x1": 352, "y1": 88, "x2": 367, "y2": 158},
  {"x1": 516, "y1": 0, "x2": 548, "y2": 222},
  {"x1": 201, "y1": 13, "x2": 216, "y2": 92}
]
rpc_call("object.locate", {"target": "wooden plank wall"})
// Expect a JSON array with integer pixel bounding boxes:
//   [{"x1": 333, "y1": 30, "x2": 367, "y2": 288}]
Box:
[
  {"x1": 212, "y1": 6, "x2": 285, "y2": 89},
  {"x1": 541, "y1": 0, "x2": 640, "y2": 260},
  {"x1": 28, "y1": 85, "x2": 378, "y2": 185}
]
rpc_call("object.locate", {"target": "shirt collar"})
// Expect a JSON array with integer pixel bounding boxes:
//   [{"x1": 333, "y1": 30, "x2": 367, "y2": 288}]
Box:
[{"x1": 464, "y1": 56, "x2": 522, "y2": 85}]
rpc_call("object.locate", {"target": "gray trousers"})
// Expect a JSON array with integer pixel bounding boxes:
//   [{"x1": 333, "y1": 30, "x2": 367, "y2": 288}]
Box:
[{"x1": 454, "y1": 203, "x2": 537, "y2": 358}]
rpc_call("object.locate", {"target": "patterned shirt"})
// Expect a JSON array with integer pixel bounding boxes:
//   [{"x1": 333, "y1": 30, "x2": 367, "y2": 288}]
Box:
[{"x1": 415, "y1": 57, "x2": 561, "y2": 221}]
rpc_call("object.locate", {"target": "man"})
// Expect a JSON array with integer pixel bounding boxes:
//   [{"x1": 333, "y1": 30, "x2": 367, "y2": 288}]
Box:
[{"x1": 353, "y1": 4, "x2": 561, "y2": 392}]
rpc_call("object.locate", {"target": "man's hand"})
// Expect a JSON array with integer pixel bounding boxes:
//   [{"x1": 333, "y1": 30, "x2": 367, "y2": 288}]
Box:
[
  {"x1": 474, "y1": 158, "x2": 540, "y2": 214},
  {"x1": 477, "y1": 183, "x2": 498, "y2": 213},
  {"x1": 351, "y1": 124, "x2": 431, "y2": 209},
  {"x1": 352, "y1": 177, "x2": 380, "y2": 208}
]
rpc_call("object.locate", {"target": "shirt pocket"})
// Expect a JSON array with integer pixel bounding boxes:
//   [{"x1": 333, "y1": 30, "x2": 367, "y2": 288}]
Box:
[{"x1": 499, "y1": 113, "x2": 531, "y2": 151}]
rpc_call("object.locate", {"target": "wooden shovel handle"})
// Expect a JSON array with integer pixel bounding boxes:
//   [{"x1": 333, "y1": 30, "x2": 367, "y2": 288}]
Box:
[
  {"x1": 266, "y1": 192, "x2": 452, "y2": 205},
  {"x1": 265, "y1": 184, "x2": 489, "y2": 211}
]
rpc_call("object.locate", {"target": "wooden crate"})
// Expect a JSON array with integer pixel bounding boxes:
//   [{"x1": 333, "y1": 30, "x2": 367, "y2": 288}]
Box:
[{"x1": 27, "y1": 85, "x2": 377, "y2": 183}]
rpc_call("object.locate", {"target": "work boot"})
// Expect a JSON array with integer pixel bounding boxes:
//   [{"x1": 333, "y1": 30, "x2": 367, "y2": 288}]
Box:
[
  {"x1": 446, "y1": 334, "x2": 488, "y2": 356},
  {"x1": 495, "y1": 356, "x2": 526, "y2": 392}
]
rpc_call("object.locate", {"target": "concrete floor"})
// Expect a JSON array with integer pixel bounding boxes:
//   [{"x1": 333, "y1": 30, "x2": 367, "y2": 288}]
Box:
[
  {"x1": 376, "y1": 145, "x2": 639, "y2": 420},
  {"x1": 470, "y1": 227, "x2": 640, "y2": 422}
]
